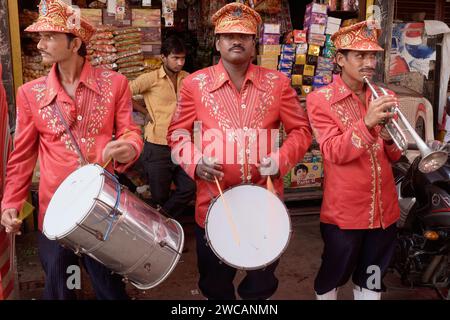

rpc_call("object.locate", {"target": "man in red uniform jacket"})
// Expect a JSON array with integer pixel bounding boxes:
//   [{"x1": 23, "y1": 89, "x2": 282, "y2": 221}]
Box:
[
  {"x1": 167, "y1": 2, "x2": 312, "y2": 300},
  {"x1": 1, "y1": 0, "x2": 143, "y2": 299},
  {"x1": 307, "y1": 20, "x2": 402, "y2": 300}
]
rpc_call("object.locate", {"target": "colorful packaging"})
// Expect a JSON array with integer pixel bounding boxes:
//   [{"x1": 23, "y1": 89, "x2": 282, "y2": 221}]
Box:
[
  {"x1": 292, "y1": 74, "x2": 303, "y2": 86},
  {"x1": 296, "y1": 43, "x2": 308, "y2": 55},
  {"x1": 307, "y1": 2, "x2": 328, "y2": 14},
  {"x1": 263, "y1": 23, "x2": 281, "y2": 34},
  {"x1": 327, "y1": 17, "x2": 342, "y2": 25},
  {"x1": 317, "y1": 56, "x2": 334, "y2": 71},
  {"x1": 308, "y1": 44, "x2": 321, "y2": 56},
  {"x1": 293, "y1": 64, "x2": 305, "y2": 74},
  {"x1": 306, "y1": 55, "x2": 319, "y2": 65},
  {"x1": 301, "y1": 85, "x2": 313, "y2": 96},
  {"x1": 303, "y1": 64, "x2": 315, "y2": 76},
  {"x1": 302, "y1": 75, "x2": 314, "y2": 85},
  {"x1": 281, "y1": 44, "x2": 296, "y2": 53},
  {"x1": 278, "y1": 59, "x2": 294, "y2": 69},
  {"x1": 290, "y1": 162, "x2": 323, "y2": 188},
  {"x1": 326, "y1": 23, "x2": 340, "y2": 35},
  {"x1": 293, "y1": 30, "x2": 307, "y2": 44},
  {"x1": 260, "y1": 34, "x2": 280, "y2": 45},
  {"x1": 279, "y1": 68, "x2": 292, "y2": 78},
  {"x1": 309, "y1": 24, "x2": 326, "y2": 35},
  {"x1": 295, "y1": 54, "x2": 307, "y2": 65},
  {"x1": 280, "y1": 52, "x2": 296, "y2": 62},
  {"x1": 311, "y1": 13, "x2": 328, "y2": 25}
]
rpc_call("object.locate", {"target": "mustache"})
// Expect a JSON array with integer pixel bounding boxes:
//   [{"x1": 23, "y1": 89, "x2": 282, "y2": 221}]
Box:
[
  {"x1": 229, "y1": 45, "x2": 245, "y2": 51},
  {"x1": 360, "y1": 68, "x2": 375, "y2": 73},
  {"x1": 39, "y1": 50, "x2": 50, "y2": 56}
]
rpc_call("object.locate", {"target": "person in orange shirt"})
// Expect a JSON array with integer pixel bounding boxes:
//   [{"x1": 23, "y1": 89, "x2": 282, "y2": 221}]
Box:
[
  {"x1": 167, "y1": 3, "x2": 312, "y2": 300},
  {"x1": 307, "y1": 21, "x2": 401, "y2": 300},
  {"x1": 1, "y1": 0, "x2": 143, "y2": 300},
  {"x1": 129, "y1": 35, "x2": 195, "y2": 219},
  {"x1": 0, "y1": 62, "x2": 13, "y2": 300}
]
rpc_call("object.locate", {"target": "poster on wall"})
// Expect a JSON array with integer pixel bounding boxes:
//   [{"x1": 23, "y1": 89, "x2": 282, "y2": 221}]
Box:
[{"x1": 390, "y1": 23, "x2": 436, "y2": 79}]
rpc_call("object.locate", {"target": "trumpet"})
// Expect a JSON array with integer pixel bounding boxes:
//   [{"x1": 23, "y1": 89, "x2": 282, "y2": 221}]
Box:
[{"x1": 363, "y1": 76, "x2": 448, "y2": 173}]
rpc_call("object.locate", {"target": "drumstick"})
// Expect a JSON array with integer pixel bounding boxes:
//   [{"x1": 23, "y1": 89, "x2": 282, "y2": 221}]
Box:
[
  {"x1": 214, "y1": 176, "x2": 240, "y2": 246},
  {"x1": 9, "y1": 234, "x2": 16, "y2": 285},
  {"x1": 266, "y1": 176, "x2": 275, "y2": 194},
  {"x1": 265, "y1": 176, "x2": 278, "y2": 241},
  {"x1": 102, "y1": 157, "x2": 112, "y2": 169}
]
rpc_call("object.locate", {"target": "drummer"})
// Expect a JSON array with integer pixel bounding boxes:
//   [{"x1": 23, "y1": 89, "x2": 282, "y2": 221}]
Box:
[
  {"x1": 0, "y1": 0, "x2": 143, "y2": 300},
  {"x1": 167, "y1": 2, "x2": 312, "y2": 300}
]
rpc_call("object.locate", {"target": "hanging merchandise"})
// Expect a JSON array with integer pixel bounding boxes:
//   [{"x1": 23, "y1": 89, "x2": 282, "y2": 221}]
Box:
[
  {"x1": 142, "y1": 0, "x2": 152, "y2": 6},
  {"x1": 162, "y1": 0, "x2": 177, "y2": 27},
  {"x1": 254, "y1": 0, "x2": 281, "y2": 14},
  {"x1": 115, "y1": 0, "x2": 126, "y2": 21},
  {"x1": 107, "y1": 0, "x2": 116, "y2": 14}
]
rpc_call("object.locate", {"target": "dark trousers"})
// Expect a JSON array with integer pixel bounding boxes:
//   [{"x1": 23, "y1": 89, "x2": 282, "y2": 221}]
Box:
[
  {"x1": 37, "y1": 232, "x2": 128, "y2": 300},
  {"x1": 314, "y1": 222, "x2": 397, "y2": 295},
  {"x1": 143, "y1": 141, "x2": 196, "y2": 218},
  {"x1": 195, "y1": 225, "x2": 279, "y2": 300}
]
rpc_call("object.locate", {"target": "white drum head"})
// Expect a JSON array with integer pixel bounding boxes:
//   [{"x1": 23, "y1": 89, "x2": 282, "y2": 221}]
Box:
[
  {"x1": 205, "y1": 184, "x2": 291, "y2": 270},
  {"x1": 43, "y1": 164, "x2": 104, "y2": 240}
]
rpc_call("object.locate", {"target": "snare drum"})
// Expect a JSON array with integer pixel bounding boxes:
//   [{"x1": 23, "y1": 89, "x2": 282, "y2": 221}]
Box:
[
  {"x1": 205, "y1": 184, "x2": 291, "y2": 270},
  {"x1": 43, "y1": 164, "x2": 184, "y2": 290}
]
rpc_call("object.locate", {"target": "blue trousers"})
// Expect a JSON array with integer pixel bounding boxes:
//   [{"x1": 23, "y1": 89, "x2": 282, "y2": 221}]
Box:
[
  {"x1": 195, "y1": 225, "x2": 279, "y2": 300},
  {"x1": 37, "y1": 232, "x2": 128, "y2": 300},
  {"x1": 314, "y1": 222, "x2": 397, "y2": 295}
]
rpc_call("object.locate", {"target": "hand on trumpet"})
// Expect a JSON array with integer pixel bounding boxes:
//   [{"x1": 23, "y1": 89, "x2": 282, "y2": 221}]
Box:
[
  {"x1": 364, "y1": 95, "x2": 399, "y2": 130},
  {"x1": 196, "y1": 156, "x2": 224, "y2": 182}
]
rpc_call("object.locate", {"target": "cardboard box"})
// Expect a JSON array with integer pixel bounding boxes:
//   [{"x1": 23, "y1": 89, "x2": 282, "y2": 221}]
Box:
[
  {"x1": 140, "y1": 27, "x2": 161, "y2": 43},
  {"x1": 81, "y1": 9, "x2": 102, "y2": 27},
  {"x1": 131, "y1": 9, "x2": 161, "y2": 27},
  {"x1": 258, "y1": 55, "x2": 279, "y2": 70},
  {"x1": 102, "y1": 8, "x2": 131, "y2": 26},
  {"x1": 290, "y1": 162, "x2": 323, "y2": 188},
  {"x1": 259, "y1": 44, "x2": 281, "y2": 55}
]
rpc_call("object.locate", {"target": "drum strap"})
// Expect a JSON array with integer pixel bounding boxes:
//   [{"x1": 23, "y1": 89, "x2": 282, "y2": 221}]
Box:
[{"x1": 53, "y1": 102, "x2": 88, "y2": 165}]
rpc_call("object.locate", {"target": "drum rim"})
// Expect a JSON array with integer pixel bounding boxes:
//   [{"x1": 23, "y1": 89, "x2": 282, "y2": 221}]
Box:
[
  {"x1": 43, "y1": 164, "x2": 106, "y2": 240},
  {"x1": 204, "y1": 183, "x2": 292, "y2": 270}
]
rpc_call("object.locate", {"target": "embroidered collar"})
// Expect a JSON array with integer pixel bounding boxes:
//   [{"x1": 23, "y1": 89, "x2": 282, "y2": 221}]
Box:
[
  {"x1": 208, "y1": 59, "x2": 263, "y2": 92},
  {"x1": 39, "y1": 60, "x2": 100, "y2": 108}
]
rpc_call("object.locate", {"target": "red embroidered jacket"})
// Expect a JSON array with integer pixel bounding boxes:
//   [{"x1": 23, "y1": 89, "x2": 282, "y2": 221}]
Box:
[
  {"x1": 307, "y1": 75, "x2": 401, "y2": 229},
  {"x1": 167, "y1": 60, "x2": 312, "y2": 228}
]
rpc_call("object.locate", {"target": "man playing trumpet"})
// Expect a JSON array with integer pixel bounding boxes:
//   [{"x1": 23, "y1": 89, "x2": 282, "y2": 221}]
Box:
[{"x1": 306, "y1": 20, "x2": 402, "y2": 300}]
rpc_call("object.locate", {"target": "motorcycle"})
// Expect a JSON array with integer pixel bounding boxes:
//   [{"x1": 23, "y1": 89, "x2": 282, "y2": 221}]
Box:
[{"x1": 391, "y1": 143, "x2": 450, "y2": 299}]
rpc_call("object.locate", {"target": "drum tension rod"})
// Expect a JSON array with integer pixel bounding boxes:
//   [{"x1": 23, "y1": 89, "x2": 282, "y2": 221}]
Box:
[
  {"x1": 76, "y1": 222, "x2": 105, "y2": 241},
  {"x1": 94, "y1": 197, "x2": 123, "y2": 217}
]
